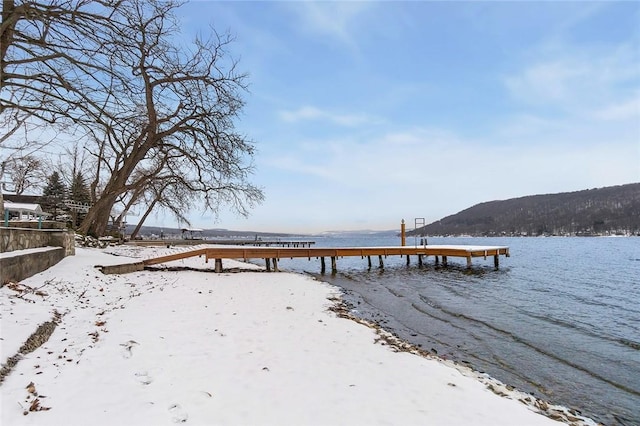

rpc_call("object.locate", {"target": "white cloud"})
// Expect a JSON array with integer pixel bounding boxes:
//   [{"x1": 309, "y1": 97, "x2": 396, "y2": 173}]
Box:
[
  {"x1": 504, "y1": 42, "x2": 639, "y2": 112},
  {"x1": 278, "y1": 105, "x2": 381, "y2": 127},
  {"x1": 284, "y1": 2, "x2": 370, "y2": 49},
  {"x1": 593, "y1": 94, "x2": 640, "y2": 121}
]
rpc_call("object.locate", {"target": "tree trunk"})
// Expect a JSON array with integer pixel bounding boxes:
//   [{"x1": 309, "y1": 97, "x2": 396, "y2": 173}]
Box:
[
  {"x1": 78, "y1": 192, "x2": 118, "y2": 236},
  {"x1": 129, "y1": 198, "x2": 158, "y2": 240}
]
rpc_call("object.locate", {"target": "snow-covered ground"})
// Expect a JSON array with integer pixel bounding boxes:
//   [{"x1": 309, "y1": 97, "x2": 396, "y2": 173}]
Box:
[{"x1": 1, "y1": 245, "x2": 596, "y2": 425}]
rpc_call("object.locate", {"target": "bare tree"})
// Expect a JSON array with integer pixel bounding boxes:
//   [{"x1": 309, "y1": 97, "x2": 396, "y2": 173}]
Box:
[
  {"x1": 3, "y1": 0, "x2": 263, "y2": 237},
  {"x1": 128, "y1": 175, "x2": 196, "y2": 239},
  {"x1": 78, "y1": 0, "x2": 263, "y2": 236},
  {"x1": 2, "y1": 155, "x2": 42, "y2": 194},
  {"x1": 1, "y1": 0, "x2": 123, "y2": 122},
  {"x1": 1, "y1": 1, "x2": 123, "y2": 188}
]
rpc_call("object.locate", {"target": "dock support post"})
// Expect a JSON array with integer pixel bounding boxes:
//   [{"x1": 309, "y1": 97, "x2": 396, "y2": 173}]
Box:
[
  {"x1": 265, "y1": 258, "x2": 271, "y2": 272},
  {"x1": 442, "y1": 256, "x2": 448, "y2": 266},
  {"x1": 466, "y1": 256, "x2": 472, "y2": 268},
  {"x1": 494, "y1": 255, "x2": 499, "y2": 268},
  {"x1": 418, "y1": 254, "x2": 423, "y2": 266},
  {"x1": 215, "y1": 259, "x2": 223, "y2": 273},
  {"x1": 435, "y1": 256, "x2": 440, "y2": 265},
  {"x1": 273, "y1": 258, "x2": 279, "y2": 272},
  {"x1": 331, "y1": 257, "x2": 337, "y2": 274},
  {"x1": 320, "y1": 257, "x2": 326, "y2": 274},
  {"x1": 378, "y1": 255, "x2": 384, "y2": 269},
  {"x1": 367, "y1": 256, "x2": 372, "y2": 269},
  {"x1": 406, "y1": 255, "x2": 410, "y2": 265}
]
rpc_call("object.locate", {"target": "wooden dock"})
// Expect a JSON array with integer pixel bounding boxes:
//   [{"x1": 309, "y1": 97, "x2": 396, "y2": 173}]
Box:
[{"x1": 101, "y1": 244, "x2": 510, "y2": 274}]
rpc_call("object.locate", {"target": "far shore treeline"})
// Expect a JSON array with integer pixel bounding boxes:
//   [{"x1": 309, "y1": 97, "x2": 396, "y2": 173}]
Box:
[{"x1": 408, "y1": 183, "x2": 639, "y2": 237}]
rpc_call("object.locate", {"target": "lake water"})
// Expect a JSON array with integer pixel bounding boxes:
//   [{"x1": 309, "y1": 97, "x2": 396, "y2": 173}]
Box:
[{"x1": 272, "y1": 235, "x2": 640, "y2": 426}]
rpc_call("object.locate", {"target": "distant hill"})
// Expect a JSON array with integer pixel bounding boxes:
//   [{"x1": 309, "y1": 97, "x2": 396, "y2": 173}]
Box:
[{"x1": 408, "y1": 183, "x2": 640, "y2": 237}]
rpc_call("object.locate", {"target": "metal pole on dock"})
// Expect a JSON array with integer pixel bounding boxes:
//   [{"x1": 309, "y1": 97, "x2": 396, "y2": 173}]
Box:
[{"x1": 401, "y1": 219, "x2": 406, "y2": 246}]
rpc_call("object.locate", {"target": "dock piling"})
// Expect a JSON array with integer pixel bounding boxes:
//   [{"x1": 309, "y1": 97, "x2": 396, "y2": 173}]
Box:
[{"x1": 331, "y1": 257, "x2": 337, "y2": 274}]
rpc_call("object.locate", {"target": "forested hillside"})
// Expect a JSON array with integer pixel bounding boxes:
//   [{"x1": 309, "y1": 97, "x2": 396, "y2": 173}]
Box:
[{"x1": 410, "y1": 183, "x2": 640, "y2": 237}]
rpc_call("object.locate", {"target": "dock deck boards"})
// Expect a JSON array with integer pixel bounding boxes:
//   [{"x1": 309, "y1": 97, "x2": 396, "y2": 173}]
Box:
[{"x1": 105, "y1": 244, "x2": 509, "y2": 274}]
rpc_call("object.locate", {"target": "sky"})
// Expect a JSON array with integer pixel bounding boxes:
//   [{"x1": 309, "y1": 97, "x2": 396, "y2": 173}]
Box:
[{"x1": 160, "y1": 1, "x2": 638, "y2": 233}]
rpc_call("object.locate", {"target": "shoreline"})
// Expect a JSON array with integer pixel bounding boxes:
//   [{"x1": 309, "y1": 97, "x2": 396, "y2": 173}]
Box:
[{"x1": 1, "y1": 245, "x2": 598, "y2": 425}]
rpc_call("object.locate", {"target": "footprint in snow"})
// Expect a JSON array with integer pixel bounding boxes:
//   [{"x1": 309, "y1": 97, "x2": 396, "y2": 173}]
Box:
[
  {"x1": 135, "y1": 371, "x2": 153, "y2": 385},
  {"x1": 169, "y1": 403, "x2": 188, "y2": 423},
  {"x1": 120, "y1": 340, "x2": 139, "y2": 358}
]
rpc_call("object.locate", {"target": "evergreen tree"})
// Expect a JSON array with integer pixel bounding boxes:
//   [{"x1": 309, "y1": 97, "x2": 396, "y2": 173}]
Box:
[
  {"x1": 43, "y1": 171, "x2": 67, "y2": 198},
  {"x1": 69, "y1": 172, "x2": 91, "y2": 227},
  {"x1": 70, "y1": 172, "x2": 90, "y2": 204},
  {"x1": 42, "y1": 171, "x2": 67, "y2": 220}
]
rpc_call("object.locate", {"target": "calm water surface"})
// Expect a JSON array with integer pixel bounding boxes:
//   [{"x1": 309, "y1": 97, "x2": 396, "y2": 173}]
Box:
[{"x1": 274, "y1": 236, "x2": 640, "y2": 426}]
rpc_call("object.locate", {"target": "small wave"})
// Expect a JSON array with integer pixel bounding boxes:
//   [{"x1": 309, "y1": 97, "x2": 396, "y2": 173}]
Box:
[
  {"x1": 387, "y1": 287, "x2": 404, "y2": 298},
  {"x1": 619, "y1": 338, "x2": 640, "y2": 351},
  {"x1": 519, "y1": 309, "x2": 640, "y2": 352},
  {"x1": 410, "y1": 303, "x2": 468, "y2": 332},
  {"x1": 431, "y1": 305, "x2": 640, "y2": 397}
]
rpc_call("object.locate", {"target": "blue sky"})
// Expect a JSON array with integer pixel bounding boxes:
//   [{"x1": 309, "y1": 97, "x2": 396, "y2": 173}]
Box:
[{"x1": 167, "y1": 1, "x2": 640, "y2": 234}]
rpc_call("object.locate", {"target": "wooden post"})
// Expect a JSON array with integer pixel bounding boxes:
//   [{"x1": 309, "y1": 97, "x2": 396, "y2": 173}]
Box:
[
  {"x1": 265, "y1": 258, "x2": 271, "y2": 272},
  {"x1": 273, "y1": 258, "x2": 279, "y2": 272},
  {"x1": 418, "y1": 254, "x2": 423, "y2": 266},
  {"x1": 401, "y1": 219, "x2": 406, "y2": 246},
  {"x1": 435, "y1": 256, "x2": 440, "y2": 265},
  {"x1": 406, "y1": 255, "x2": 410, "y2": 265},
  {"x1": 494, "y1": 255, "x2": 499, "y2": 268},
  {"x1": 367, "y1": 256, "x2": 372, "y2": 269},
  {"x1": 331, "y1": 257, "x2": 337, "y2": 274},
  {"x1": 378, "y1": 255, "x2": 384, "y2": 269},
  {"x1": 320, "y1": 257, "x2": 326, "y2": 273},
  {"x1": 214, "y1": 259, "x2": 223, "y2": 273},
  {"x1": 466, "y1": 256, "x2": 472, "y2": 268},
  {"x1": 442, "y1": 256, "x2": 448, "y2": 266}
]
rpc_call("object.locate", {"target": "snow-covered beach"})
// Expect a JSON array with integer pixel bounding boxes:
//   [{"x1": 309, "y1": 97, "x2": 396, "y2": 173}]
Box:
[{"x1": 1, "y1": 245, "x2": 596, "y2": 425}]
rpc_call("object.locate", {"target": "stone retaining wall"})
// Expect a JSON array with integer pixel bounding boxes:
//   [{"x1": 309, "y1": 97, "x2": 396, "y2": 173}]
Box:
[
  {"x1": 0, "y1": 227, "x2": 75, "y2": 256},
  {"x1": 0, "y1": 247, "x2": 66, "y2": 283},
  {"x1": 0, "y1": 226, "x2": 76, "y2": 283}
]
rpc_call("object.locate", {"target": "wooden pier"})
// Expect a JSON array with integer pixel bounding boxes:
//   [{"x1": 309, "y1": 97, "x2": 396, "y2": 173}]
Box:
[{"x1": 101, "y1": 244, "x2": 510, "y2": 274}]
